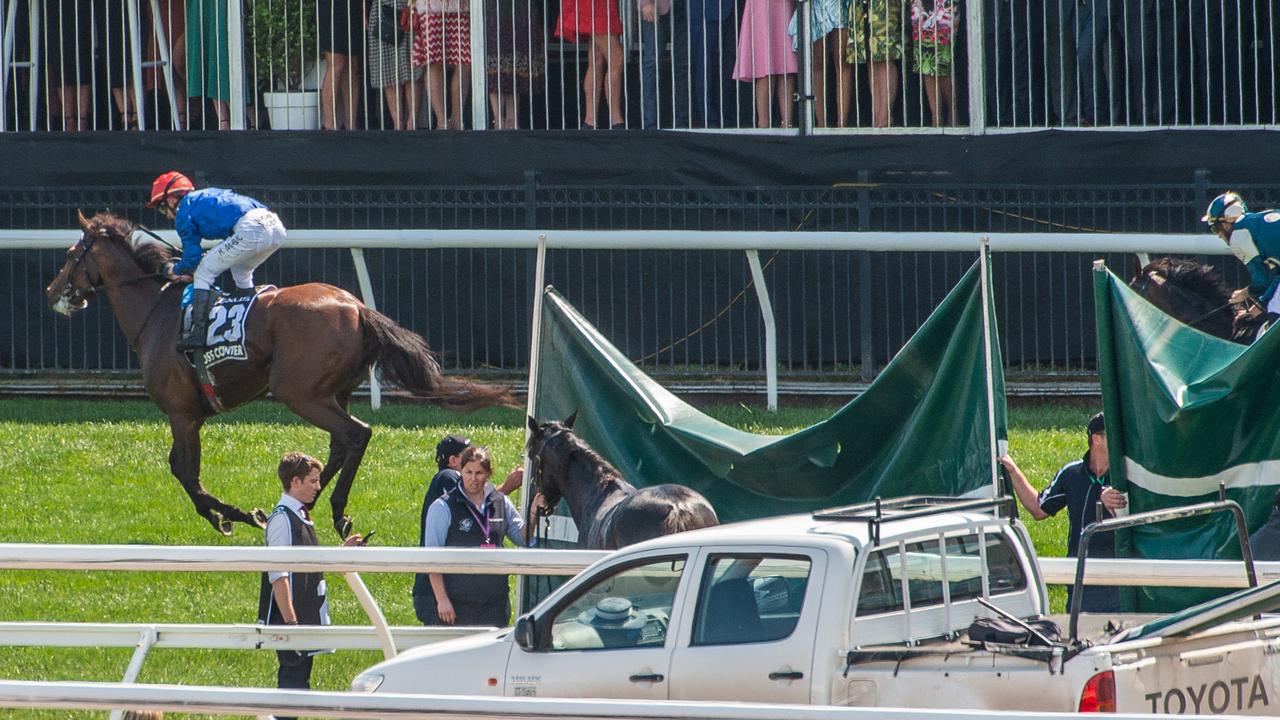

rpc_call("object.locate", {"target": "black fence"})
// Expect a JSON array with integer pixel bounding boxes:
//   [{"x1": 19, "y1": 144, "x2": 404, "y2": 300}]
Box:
[{"x1": 4, "y1": 178, "x2": 1278, "y2": 378}]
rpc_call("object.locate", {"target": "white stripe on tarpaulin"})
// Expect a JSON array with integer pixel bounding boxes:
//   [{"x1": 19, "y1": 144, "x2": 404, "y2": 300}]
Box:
[{"x1": 1124, "y1": 457, "x2": 1280, "y2": 497}]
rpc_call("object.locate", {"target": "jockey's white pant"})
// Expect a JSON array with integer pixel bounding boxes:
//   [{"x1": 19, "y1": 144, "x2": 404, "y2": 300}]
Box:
[
  {"x1": 1268, "y1": 293, "x2": 1280, "y2": 316},
  {"x1": 193, "y1": 208, "x2": 285, "y2": 291}
]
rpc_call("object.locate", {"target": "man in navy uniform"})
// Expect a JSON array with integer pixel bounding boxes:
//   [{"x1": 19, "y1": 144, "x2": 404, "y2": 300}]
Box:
[
  {"x1": 999, "y1": 412, "x2": 1128, "y2": 613},
  {"x1": 259, "y1": 451, "x2": 363, "y2": 718}
]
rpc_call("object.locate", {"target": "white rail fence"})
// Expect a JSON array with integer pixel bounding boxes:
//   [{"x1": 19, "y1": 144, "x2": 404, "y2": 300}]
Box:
[
  {"x1": 0, "y1": 680, "x2": 1201, "y2": 720},
  {"x1": 3, "y1": 545, "x2": 1277, "y2": 718},
  {"x1": 6, "y1": 227, "x2": 1230, "y2": 409}
]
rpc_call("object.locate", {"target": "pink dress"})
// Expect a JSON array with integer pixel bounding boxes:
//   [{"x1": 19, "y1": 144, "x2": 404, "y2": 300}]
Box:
[{"x1": 732, "y1": 0, "x2": 799, "y2": 81}]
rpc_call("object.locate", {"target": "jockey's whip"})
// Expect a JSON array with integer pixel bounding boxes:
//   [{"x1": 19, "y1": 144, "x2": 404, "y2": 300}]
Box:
[{"x1": 135, "y1": 224, "x2": 182, "y2": 253}]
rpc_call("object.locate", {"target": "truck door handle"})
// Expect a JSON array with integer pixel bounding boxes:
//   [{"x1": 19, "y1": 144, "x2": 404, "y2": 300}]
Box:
[
  {"x1": 629, "y1": 673, "x2": 665, "y2": 683},
  {"x1": 769, "y1": 671, "x2": 804, "y2": 681}
]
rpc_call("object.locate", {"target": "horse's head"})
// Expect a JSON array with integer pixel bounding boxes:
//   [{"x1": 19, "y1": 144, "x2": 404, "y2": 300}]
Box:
[
  {"x1": 526, "y1": 411, "x2": 580, "y2": 513},
  {"x1": 1129, "y1": 257, "x2": 1238, "y2": 342},
  {"x1": 45, "y1": 210, "x2": 145, "y2": 316}
]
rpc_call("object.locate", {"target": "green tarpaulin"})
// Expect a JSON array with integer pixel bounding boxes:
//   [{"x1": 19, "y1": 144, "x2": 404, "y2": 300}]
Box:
[
  {"x1": 1094, "y1": 262, "x2": 1280, "y2": 612},
  {"x1": 532, "y1": 257, "x2": 1007, "y2": 524}
]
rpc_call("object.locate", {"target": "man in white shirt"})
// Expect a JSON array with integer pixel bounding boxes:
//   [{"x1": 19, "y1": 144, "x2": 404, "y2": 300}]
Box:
[{"x1": 257, "y1": 452, "x2": 363, "y2": 719}]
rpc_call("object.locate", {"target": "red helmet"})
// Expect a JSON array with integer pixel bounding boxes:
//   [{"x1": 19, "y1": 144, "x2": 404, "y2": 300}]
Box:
[{"x1": 146, "y1": 171, "x2": 194, "y2": 209}]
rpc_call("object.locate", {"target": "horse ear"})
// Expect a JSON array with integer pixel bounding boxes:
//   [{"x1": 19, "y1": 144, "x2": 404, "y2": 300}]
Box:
[
  {"x1": 527, "y1": 415, "x2": 540, "y2": 434},
  {"x1": 77, "y1": 210, "x2": 89, "y2": 230},
  {"x1": 564, "y1": 410, "x2": 578, "y2": 429},
  {"x1": 1128, "y1": 254, "x2": 1144, "y2": 282}
]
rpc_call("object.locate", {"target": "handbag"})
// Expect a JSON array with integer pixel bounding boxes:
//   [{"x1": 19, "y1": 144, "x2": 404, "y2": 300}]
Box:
[{"x1": 377, "y1": 3, "x2": 410, "y2": 45}]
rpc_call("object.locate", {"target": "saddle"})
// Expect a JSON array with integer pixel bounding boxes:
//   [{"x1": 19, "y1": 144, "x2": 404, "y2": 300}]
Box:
[{"x1": 182, "y1": 285, "x2": 275, "y2": 412}]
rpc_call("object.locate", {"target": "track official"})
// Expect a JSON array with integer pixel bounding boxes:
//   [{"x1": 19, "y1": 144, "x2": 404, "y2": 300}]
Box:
[
  {"x1": 1000, "y1": 412, "x2": 1127, "y2": 613},
  {"x1": 258, "y1": 451, "x2": 363, "y2": 719},
  {"x1": 413, "y1": 435, "x2": 523, "y2": 625},
  {"x1": 420, "y1": 446, "x2": 534, "y2": 627}
]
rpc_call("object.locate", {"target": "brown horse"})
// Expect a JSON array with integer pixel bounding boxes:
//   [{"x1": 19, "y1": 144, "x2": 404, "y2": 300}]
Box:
[
  {"x1": 45, "y1": 211, "x2": 515, "y2": 536},
  {"x1": 526, "y1": 413, "x2": 719, "y2": 549}
]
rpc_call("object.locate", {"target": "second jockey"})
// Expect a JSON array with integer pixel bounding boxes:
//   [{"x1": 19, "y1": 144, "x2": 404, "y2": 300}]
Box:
[
  {"x1": 1203, "y1": 191, "x2": 1280, "y2": 315},
  {"x1": 145, "y1": 171, "x2": 286, "y2": 351}
]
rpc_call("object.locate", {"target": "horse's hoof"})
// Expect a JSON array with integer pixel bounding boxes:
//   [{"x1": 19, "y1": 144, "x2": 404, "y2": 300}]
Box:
[
  {"x1": 206, "y1": 510, "x2": 232, "y2": 536},
  {"x1": 249, "y1": 508, "x2": 269, "y2": 529},
  {"x1": 335, "y1": 515, "x2": 353, "y2": 539}
]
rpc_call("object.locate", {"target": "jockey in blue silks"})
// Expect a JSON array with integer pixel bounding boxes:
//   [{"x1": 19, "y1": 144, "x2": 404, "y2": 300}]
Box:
[{"x1": 1204, "y1": 191, "x2": 1280, "y2": 315}]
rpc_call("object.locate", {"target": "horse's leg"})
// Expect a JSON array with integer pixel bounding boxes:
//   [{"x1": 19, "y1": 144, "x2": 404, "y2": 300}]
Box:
[
  {"x1": 283, "y1": 397, "x2": 372, "y2": 538},
  {"x1": 168, "y1": 414, "x2": 266, "y2": 535}
]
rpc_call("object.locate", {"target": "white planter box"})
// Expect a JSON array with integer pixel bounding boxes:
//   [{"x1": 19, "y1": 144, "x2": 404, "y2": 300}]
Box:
[{"x1": 262, "y1": 91, "x2": 319, "y2": 130}]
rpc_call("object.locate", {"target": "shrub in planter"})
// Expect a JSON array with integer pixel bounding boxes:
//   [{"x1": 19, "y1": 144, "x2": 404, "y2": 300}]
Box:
[{"x1": 245, "y1": 0, "x2": 319, "y2": 93}]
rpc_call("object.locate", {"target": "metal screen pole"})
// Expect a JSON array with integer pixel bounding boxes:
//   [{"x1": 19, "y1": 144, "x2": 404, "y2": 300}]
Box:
[
  {"x1": 227, "y1": 0, "x2": 246, "y2": 130},
  {"x1": 979, "y1": 238, "x2": 999, "y2": 498},
  {"x1": 127, "y1": 0, "x2": 147, "y2": 130},
  {"x1": 350, "y1": 248, "x2": 383, "y2": 410},
  {"x1": 517, "y1": 233, "x2": 548, "y2": 613},
  {"x1": 964, "y1": 0, "x2": 985, "y2": 133},
  {"x1": 797, "y1": 0, "x2": 813, "y2": 135},
  {"x1": 469, "y1": 0, "x2": 487, "y2": 129},
  {"x1": 745, "y1": 250, "x2": 777, "y2": 411}
]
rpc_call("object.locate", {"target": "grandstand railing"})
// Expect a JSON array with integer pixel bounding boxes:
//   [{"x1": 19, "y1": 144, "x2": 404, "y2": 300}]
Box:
[{"x1": 1, "y1": 0, "x2": 1276, "y2": 132}]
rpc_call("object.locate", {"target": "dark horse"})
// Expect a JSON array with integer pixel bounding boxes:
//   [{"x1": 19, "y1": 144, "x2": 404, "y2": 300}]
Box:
[
  {"x1": 45, "y1": 211, "x2": 515, "y2": 536},
  {"x1": 525, "y1": 414, "x2": 719, "y2": 549},
  {"x1": 1129, "y1": 257, "x2": 1271, "y2": 344}
]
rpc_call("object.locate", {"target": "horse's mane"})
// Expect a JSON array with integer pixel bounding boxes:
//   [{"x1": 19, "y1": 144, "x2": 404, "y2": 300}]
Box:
[
  {"x1": 1148, "y1": 257, "x2": 1231, "y2": 302},
  {"x1": 82, "y1": 211, "x2": 174, "y2": 276},
  {"x1": 543, "y1": 425, "x2": 625, "y2": 484}
]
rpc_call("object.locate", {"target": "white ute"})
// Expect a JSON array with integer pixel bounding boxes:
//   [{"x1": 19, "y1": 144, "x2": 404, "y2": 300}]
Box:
[{"x1": 353, "y1": 496, "x2": 1280, "y2": 714}]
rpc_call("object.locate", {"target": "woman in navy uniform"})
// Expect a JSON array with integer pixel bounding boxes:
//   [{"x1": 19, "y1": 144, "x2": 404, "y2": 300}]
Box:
[{"x1": 420, "y1": 445, "x2": 532, "y2": 626}]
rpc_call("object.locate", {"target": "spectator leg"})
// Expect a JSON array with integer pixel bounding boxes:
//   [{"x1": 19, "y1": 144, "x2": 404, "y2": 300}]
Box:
[
  {"x1": 777, "y1": 73, "x2": 796, "y2": 128},
  {"x1": 752, "y1": 77, "x2": 771, "y2": 127},
  {"x1": 812, "y1": 35, "x2": 829, "y2": 127},
  {"x1": 321, "y1": 52, "x2": 347, "y2": 130},
  {"x1": 426, "y1": 64, "x2": 448, "y2": 128},
  {"x1": 604, "y1": 35, "x2": 625, "y2": 126},
  {"x1": 830, "y1": 29, "x2": 854, "y2": 127},
  {"x1": 582, "y1": 35, "x2": 604, "y2": 127},
  {"x1": 868, "y1": 59, "x2": 898, "y2": 127},
  {"x1": 449, "y1": 64, "x2": 471, "y2": 129}
]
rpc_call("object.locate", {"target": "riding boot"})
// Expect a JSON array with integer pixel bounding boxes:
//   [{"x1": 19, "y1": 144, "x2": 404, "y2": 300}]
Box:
[{"x1": 177, "y1": 288, "x2": 214, "y2": 351}]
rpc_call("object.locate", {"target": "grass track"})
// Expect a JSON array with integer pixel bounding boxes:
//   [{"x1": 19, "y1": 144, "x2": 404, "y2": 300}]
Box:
[{"x1": 0, "y1": 398, "x2": 1090, "y2": 719}]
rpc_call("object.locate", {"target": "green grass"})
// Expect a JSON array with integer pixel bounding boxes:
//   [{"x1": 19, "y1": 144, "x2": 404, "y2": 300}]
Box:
[{"x1": 0, "y1": 398, "x2": 1091, "y2": 719}]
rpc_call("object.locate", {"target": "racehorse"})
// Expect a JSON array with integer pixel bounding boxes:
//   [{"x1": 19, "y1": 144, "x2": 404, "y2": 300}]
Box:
[
  {"x1": 45, "y1": 211, "x2": 516, "y2": 536},
  {"x1": 525, "y1": 413, "x2": 719, "y2": 549},
  {"x1": 1128, "y1": 257, "x2": 1270, "y2": 344}
]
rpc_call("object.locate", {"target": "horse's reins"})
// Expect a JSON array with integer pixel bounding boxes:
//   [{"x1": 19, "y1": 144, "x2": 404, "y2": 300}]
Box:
[
  {"x1": 1137, "y1": 272, "x2": 1236, "y2": 331},
  {"x1": 63, "y1": 226, "x2": 178, "y2": 349}
]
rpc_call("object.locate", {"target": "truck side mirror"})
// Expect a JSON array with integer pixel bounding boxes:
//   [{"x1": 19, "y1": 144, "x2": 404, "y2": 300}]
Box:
[{"x1": 514, "y1": 614, "x2": 538, "y2": 650}]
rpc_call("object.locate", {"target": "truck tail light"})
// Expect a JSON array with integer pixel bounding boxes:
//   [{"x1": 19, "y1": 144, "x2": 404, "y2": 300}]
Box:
[{"x1": 1078, "y1": 670, "x2": 1116, "y2": 713}]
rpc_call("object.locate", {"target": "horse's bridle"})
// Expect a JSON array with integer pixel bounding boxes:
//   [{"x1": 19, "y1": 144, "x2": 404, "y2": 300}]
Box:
[{"x1": 55, "y1": 228, "x2": 172, "y2": 348}]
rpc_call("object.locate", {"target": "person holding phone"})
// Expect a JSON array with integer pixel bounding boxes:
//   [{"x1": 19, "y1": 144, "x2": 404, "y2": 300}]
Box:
[
  {"x1": 419, "y1": 446, "x2": 532, "y2": 627},
  {"x1": 258, "y1": 451, "x2": 364, "y2": 718}
]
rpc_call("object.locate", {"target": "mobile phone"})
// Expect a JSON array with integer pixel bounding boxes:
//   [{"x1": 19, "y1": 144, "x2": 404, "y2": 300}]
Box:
[{"x1": 360, "y1": 529, "x2": 377, "y2": 546}]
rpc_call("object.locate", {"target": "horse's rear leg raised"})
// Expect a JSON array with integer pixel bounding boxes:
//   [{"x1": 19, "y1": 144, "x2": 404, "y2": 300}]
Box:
[
  {"x1": 282, "y1": 397, "x2": 371, "y2": 538},
  {"x1": 168, "y1": 414, "x2": 268, "y2": 535}
]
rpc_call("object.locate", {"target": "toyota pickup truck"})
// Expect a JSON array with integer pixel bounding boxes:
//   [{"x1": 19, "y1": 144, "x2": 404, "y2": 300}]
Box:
[{"x1": 352, "y1": 496, "x2": 1280, "y2": 714}]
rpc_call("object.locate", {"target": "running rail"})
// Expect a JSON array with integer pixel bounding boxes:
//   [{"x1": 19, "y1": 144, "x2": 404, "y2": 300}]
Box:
[{"x1": 0, "y1": 680, "x2": 1213, "y2": 719}]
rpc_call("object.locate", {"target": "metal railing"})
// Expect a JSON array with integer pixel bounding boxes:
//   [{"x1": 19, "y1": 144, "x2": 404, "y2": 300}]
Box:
[
  {"x1": 1, "y1": 0, "x2": 1276, "y2": 131},
  {"x1": 7, "y1": 179, "x2": 1279, "y2": 378}
]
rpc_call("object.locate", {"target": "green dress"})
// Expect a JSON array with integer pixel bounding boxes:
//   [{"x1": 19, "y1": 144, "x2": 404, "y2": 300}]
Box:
[{"x1": 186, "y1": 0, "x2": 232, "y2": 101}]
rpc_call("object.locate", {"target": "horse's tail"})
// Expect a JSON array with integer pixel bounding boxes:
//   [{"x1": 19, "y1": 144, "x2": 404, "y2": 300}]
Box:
[{"x1": 357, "y1": 305, "x2": 519, "y2": 411}]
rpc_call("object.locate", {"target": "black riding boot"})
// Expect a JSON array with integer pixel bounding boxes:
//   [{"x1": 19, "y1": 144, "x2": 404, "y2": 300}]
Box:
[{"x1": 177, "y1": 288, "x2": 214, "y2": 351}]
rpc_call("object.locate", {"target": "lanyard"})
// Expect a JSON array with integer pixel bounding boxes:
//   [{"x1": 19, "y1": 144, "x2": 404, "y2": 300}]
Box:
[{"x1": 464, "y1": 500, "x2": 492, "y2": 543}]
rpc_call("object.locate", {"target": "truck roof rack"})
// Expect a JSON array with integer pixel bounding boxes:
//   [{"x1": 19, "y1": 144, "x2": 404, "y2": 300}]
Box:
[{"x1": 813, "y1": 495, "x2": 1014, "y2": 546}]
